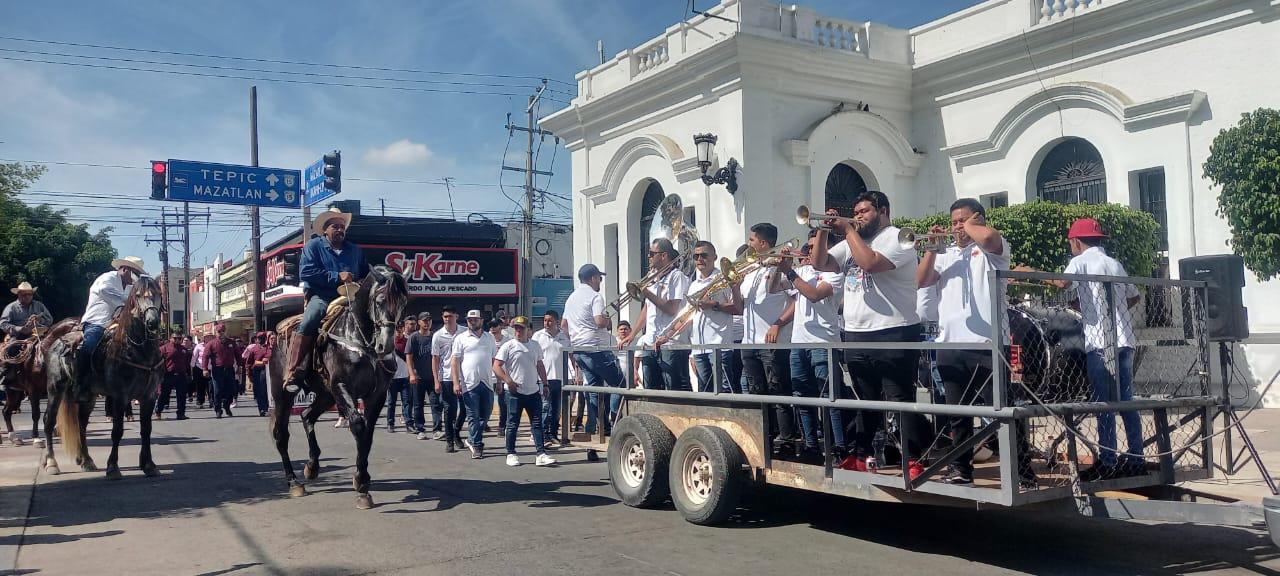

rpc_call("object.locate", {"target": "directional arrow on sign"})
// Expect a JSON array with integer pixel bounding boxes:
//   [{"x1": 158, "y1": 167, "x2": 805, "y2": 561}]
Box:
[
  {"x1": 266, "y1": 190, "x2": 279, "y2": 201},
  {"x1": 266, "y1": 173, "x2": 279, "y2": 186}
]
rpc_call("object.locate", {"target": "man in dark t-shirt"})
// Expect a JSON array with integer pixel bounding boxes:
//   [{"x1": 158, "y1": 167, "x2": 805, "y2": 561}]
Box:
[{"x1": 406, "y1": 311, "x2": 441, "y2": 439}]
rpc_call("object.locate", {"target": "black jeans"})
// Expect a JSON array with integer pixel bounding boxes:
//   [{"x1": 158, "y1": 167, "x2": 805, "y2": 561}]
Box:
[
  {"x1": 936, "y1": 349, "x2": 1034, "y2": 476},
  {"x1": 439, "y1": 381, "x2": 466, "y2": 440},
  {"x1": 641, "y1": 348, "x2": 692, "y2": 392},
  {"x1": 252, "y1": 366, "x2": 268, "y2": 415},
  {"x1": 843, "y1": 325, "x2": 924, "y2": 460},
  {"x1": 158, "y1": 372, "x2": 188, "y2": 417},
  {"x1": 210, "y1": 366, "x2": 235, "y2": 415},
  {"x1": 741, "y1": 347, "x2": 796, "y2": 442}
]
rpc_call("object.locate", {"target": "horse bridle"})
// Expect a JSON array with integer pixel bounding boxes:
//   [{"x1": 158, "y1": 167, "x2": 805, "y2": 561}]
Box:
[{"x1": 328, "y1": 277, "x2": 400, "y2": 372}]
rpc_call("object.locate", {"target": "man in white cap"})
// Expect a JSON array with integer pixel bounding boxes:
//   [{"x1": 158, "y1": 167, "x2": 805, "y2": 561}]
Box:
[
  {"x1": 1, "y1": 282, "x2": 52, "y2": 339},
  {"x1": 283, "y1": 208, "x2": 368, "y2": 393},
  {"x1": 74, "y1": 256, "x2": 146, "y2": 400},
  {"x1": 450, "y1": 309, "x2": 497, "y2": 459}
]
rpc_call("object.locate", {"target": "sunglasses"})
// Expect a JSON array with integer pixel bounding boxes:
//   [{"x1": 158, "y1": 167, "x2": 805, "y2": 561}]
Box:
[
  {"x1": 647, "y1": 251, "x2": 664, "y2": 257},
  {"x1": 692, "y1": 253, "x2": 711, "y2": 259}
]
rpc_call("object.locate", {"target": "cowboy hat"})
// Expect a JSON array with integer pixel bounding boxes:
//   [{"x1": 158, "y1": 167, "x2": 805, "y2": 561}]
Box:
[
  {"x1": 9, "y1": 282, "x2": 36, "y2": 295},
  {"x1": 110, "y1": 256, "x2": 146, "y2": 274},
  {"x1": 312, "y1": 207, "x2": 352, "y2": 235}
]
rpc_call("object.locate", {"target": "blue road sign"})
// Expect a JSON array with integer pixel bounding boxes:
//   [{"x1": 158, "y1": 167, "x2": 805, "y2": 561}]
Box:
[
  {"x1": 166, "y1": 159, "x2": 303, "y2": 208},
  {"x1": 303, "y1": 157, "x2": 336, "y2": 207}
]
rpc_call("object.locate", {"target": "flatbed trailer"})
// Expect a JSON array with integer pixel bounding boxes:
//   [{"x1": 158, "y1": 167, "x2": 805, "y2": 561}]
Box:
[{"x1": 558, "y1": 270, "x2": 1280, "y2": 543}]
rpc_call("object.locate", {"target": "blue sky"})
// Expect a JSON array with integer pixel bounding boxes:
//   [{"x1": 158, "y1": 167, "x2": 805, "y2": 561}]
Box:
[{"x1": 1, "y1": 0, "x2": 978, "y2": 272}]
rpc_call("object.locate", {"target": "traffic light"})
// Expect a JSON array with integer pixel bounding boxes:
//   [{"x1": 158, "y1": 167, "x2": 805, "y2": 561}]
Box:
[
  {"x1": 281, "y1": 251, "x2": 300, "y2": 286},
  {"x1": 322, "y1": 151, "x2": 341, "y2": 194},
  {"x1": 150, "y1": 160, "x2": 168, "y2": 200}
]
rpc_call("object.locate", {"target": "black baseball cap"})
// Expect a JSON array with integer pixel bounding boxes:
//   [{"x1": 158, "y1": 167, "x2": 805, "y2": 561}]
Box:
[{"x1": 577, "y1": 263, "x2": 605, "y2": 282}]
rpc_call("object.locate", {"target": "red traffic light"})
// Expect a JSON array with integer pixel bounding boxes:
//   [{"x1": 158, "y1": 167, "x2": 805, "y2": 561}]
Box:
[{"x1": 152, "y1": 161, "x2": 167, "y2": 174}]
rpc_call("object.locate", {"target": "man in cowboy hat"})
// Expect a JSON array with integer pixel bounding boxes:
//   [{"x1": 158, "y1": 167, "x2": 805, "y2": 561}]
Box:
[
  {"x1": 1, "y1": 282, "x2": 52, "y2": 339},
  {"x1": 73, "y1": 256, "x2": 147, "y2": 401},
  {"x1": 283, "y1": 208, "x2": 368, "y2": 393}
]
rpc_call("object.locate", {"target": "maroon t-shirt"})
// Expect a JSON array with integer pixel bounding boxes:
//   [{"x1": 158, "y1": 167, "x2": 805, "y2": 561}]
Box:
[
  {"x1": 160, "y1": 341, "x2": 192, "y2": 375},
  {"x1": 203, "y1": 337, "x2": 239, "y2": 369}
]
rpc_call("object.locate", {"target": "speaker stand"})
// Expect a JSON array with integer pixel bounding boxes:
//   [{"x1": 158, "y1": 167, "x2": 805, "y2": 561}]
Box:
[{"x1": 1217, "y1": 342, "x2": 1278, "y2": 495}]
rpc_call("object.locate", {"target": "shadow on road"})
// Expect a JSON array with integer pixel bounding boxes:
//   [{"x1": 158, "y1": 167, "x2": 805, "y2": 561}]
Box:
[
  {"x1": 368, "y1": 476, "x2": 613, "y2": 512},
  {"x1": 726, "y1": 486, "x2": 1280, "y2": 575}
]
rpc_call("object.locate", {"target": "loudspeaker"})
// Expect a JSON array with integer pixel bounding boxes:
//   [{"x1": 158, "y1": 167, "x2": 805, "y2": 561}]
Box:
[{"x1": 1179, "y1": 254, "x2": 1249, "y2": 342}]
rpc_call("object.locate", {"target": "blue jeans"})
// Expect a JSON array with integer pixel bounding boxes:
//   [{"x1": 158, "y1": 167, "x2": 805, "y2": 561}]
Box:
[
  {"x1": 790, "y1": 348, "x2": 845, "y2": 451},
  {"x1": 572, "y1": 351, "x2": 623, "y2": 434},
  {"x1": 386, "y1": 377, "x2": 412, "y2": 428},
  {"x1": 210, "y1": 366, "x2": 235, "y2": 415},
  {"x1": 252, "y1": 366, "x2": 268, "y2": 414},
  {"x1": 541, "y1": 379, "x2": 562, "y2": 437},
  {"x1": 461, "y1": 384, "x2": 494, "y2": 448},
  {"x1": 506, "y1": 391, "x2": 545, "y2": 454},
  {"x1": 642, "y1": 349, "x2": 691, "y2": 391},
  {"x1": 693, "y1": 350, "x2": 738, "y2": 393},
  {"x1": 410, "y1": 378, "x2": 437, "y2": 433},
  {"x1": 79, "y1": 322, "x2": 106, "y2": 357},
  {"x1": 1086, "y1": 347, "x2": 1143, "y2": 466},
  {"x1": 439, "y1": 381, "x2": 462, "y2": 440},
  {"x1": 298, "y1": 295, "x2": 330, "y2": 337}
]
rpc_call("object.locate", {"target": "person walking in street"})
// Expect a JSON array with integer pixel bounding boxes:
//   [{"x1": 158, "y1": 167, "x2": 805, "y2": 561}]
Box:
[
  {"x1": 202, "y1": 323, "x2": 238, "y2": 418},
  {"x1": 531, "y1": 310, "x2": 570, "y2": 445},
  {"x1": 488, "y1": 318, "x2": 509, "y2": 434},
  {"x1": 406, "y1": 311, "x2": 440, "y2": 440},
  {"x1": 433, "y1": 305, "x2": 464, "y2": 452},
  {"x1": 495, "y1": 316, "x2": 555, "y2": 467},
  {"x1": 242, "y1": 331, "x2": 272, "y2": 417},
  {"x1": 451, "y1": 309, "x2": 497, "y2": 459},
  {"x1": 190, "y1": 333, "x2": 211, "y2": 408},
  {"x1": 156, "y1": 333, "x2": 191, "y2": 420},
  {"x1": 386, "y1": 317, "x2": 415, "y2": 433}
]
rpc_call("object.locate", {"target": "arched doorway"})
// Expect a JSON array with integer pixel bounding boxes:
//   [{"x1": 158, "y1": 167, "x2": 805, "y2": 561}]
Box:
[
  {"x1": 824, "y1": 163, "x2": 868, "y2": 217},
  {"x1": 1035, "y1": 138, "x2": 1106, "y2": 204},
  {"x1": 638, "y1": 181, "x2": 664, "y2": 276}
]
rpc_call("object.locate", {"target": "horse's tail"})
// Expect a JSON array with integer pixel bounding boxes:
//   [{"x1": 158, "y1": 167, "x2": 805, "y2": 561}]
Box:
[{"x1": 57, "y1": 390, "x2": 81, "y2": 459}]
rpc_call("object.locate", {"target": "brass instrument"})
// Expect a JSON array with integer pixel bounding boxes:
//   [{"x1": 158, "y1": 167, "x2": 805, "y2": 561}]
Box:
[
  {"x1": 605, "y1": 194, "x2": 698, "y2": 318},
  {"x1": 795, "y1": 205, "x2": 857, "y2": 231},
  {"x1": 897, "y1": 228, "x2": 957, "y2": 252}
]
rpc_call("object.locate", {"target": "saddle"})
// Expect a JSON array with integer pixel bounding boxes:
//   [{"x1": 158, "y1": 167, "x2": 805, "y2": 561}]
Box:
[{"x1": 275, "y1": 295, "x2": 351, "y2": 381}]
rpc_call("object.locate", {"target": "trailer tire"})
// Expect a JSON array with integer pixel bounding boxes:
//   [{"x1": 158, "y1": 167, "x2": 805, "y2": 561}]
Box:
[
  {"x1": 670, "y1": 425, "x2": 744, "y2": 526},
  {"x1": 608, "y1": 414, "x2": 675, "y2": 508}
]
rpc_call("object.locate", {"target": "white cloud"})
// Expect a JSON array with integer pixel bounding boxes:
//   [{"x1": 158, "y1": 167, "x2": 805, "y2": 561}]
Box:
[{"x1": 362, "y1": 139, "x2": 434, "y2": 166}]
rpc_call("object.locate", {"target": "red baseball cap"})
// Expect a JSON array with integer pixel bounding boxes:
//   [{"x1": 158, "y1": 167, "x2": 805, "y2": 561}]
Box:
[{"x1": 1068, "y1": 218, "x2": 1107, "y2": 239}]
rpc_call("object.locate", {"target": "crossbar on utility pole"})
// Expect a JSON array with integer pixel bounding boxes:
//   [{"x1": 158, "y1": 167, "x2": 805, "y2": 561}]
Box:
[{"x1": 502, "y1": 80, "x2": 549, "y2": 317}]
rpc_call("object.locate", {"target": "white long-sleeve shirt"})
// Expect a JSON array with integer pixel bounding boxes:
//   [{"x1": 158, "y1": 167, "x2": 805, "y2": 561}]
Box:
[{"x1": 81, "y1": 271, "x2": 131, "y2": 327}]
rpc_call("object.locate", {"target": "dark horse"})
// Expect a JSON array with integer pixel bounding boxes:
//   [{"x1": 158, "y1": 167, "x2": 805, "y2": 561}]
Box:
[
  {"x1": 269, "y1": 266, "x2": 408, "y2": 509},
  {"x1": 42, "y1": 276, "x2": 164, "y2": 478},
  {"x1": 0, "y1": 317, "x2": 79, "y2": 447}
]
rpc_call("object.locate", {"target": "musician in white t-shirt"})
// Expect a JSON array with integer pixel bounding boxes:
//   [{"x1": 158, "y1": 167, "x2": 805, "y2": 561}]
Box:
[
  {"x1": 811, "y1": 191, "x2": 925, "y2": 478},
  {"x1": 620, "y1": 238, "x2": 692, "y2": 391},
  {"x1": 917, "y1": 198, "x2": 1035, "y2": 488},
  {"x1": 657, "y1": 241, "x2": 735, "y2": 393}
]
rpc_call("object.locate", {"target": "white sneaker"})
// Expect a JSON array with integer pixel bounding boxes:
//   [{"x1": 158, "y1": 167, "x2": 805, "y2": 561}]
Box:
[
  {"x1": 535, "y1": 453, "x2": 556, "y2": 467},
  {"x1": 335, "y1": 417, "x2": 348, "y2": 429},
  {"x1": 505, "y1": 454, "x2": 522, "y2": 467},
  {"x1": 462, "y1": 438, "x2": 473, "y2": 449},
  {"x1": 417, "y1": 431, "x2": 429, "y2": 440}
]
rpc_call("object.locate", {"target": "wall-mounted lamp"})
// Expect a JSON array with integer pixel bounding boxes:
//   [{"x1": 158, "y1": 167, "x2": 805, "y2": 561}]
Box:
[{"x1": 693, "y1": 133, "x2": 738, "y2": 194}]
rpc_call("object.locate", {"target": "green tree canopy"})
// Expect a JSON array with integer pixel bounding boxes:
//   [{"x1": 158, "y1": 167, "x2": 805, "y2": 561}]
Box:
[
  {"x1": 0, "y1": 162, "x2": 118, "y2": 319},
  {"x1": 1202, "y1": 108, "x2": 1280, "y2": 281},
  {"x1": 893, "y1": 201, "x2": 1161, "y2": 278}
]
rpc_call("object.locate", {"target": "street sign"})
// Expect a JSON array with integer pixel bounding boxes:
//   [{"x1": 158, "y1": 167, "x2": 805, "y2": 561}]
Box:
[
  {"x1": 303, "y1": 157, "x2": 337, "y2": 207},
  {"x1": 166, "y1": 159, "x2": 302, "y2": 208}
]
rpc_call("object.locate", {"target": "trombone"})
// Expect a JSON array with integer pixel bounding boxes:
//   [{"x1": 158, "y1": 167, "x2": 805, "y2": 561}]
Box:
[
  {"x1": 897, "y1": 228, "x2": 957, "y2": 252},
  {"x1": 795, "y1": 205, "x2": 856, "y2": 231}
]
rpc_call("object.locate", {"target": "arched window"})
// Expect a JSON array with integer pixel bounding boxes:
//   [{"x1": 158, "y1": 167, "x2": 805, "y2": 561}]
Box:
[
  {"x1": 638, "y1": 181, "x2": 664, "y2": 276},
  {"x1": 1035, "y1": 138, "x2": 1106, "y2": 204},
  {"x1": 824, "y1": 163, "x2": 867, "y2": 217}
]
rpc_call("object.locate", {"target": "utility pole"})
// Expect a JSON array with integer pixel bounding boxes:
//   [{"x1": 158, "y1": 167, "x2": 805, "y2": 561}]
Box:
[
  {"x1": 183, "y1": 201, "x2": 191, "y2": 332},
  {"x1": 249, "y1": 86, "x2": 264, "y2": 333},
  {"x1": 502, "y1": 81, "x2": 552, "y2": 317},
  {"x1": 143, "y1": 210, "x2": 186, "y2": 330}
]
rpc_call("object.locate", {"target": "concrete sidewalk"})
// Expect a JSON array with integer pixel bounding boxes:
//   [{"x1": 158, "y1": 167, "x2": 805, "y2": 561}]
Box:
[
  {"x1": 1181, "y1": 407, "x2": 1280, "y2": 503},
  {"x1": 0, "y1": 434, "x2": 45, "y2": 572}
]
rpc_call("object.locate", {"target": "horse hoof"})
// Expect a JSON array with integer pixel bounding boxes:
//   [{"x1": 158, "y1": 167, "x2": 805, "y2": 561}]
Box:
[
  {"x1": 142, "y1": 465, "x2": 160, "y2": 478},
  {"x1": 105, "y1": 468, "x2": 123, "y2": 481},
  {"x1": 289, "y1": 482, "x2": 307, "y2": 497},
  {"x1": 81, "y1": 460, "x2": 98, "y2": 472},
  {"x1": 32, "y1": 438, "x2": 44, "y2": 448},
  {"x1": 44, "y1": 459, "x2": 60, "y2": 475},
  {"x1": 355, "y1": 493, "x2": 374, "y2": 510},
  {"x1": 303, "y1": 462, "x2": 319, "y2": 480}
]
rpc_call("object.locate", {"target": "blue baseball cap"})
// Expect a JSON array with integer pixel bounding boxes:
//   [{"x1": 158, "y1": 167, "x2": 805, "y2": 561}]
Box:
[{"x1": 577, "y1": 263, "x2": 605, "y2": 282}]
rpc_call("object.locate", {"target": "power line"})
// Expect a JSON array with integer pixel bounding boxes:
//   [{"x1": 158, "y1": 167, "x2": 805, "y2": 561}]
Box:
[{"x1": 0, "y1": 35, "x2": 576, "y2": 88}]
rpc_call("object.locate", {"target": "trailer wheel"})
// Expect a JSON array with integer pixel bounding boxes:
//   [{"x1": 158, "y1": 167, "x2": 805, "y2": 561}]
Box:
[
  {"x1": 669, "y1": 425, "x2": 744, "y2": 526},
  {"x1": 608, "y1": 414, "x2": 675, "y2": 508}
]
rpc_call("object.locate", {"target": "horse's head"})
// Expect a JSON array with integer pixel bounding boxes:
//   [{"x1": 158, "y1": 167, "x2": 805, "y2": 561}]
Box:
[
  {"x1": 358, "y1": 266, "x2": 408, "y2": 357},
  {"x1": 126, "y1": 276, "x2": 164, "y2": 337}
]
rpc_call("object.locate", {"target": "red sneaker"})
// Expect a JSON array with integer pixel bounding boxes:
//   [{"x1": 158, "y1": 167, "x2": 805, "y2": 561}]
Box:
[
  {"x1": 838, "y1": 455, "x2": 862, "y2": 471},
  {"x1": 907, "y1": 459, "x2": 925, "y2": 481}
]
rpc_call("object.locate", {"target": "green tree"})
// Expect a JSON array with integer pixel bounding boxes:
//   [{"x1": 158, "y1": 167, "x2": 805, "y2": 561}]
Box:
[
  {"x1": 1202, "y1": 108, "x2": 1280, "y2": 281},
  {"x1": 0, "y1": 162, "x2": 118, "y2": 319}
]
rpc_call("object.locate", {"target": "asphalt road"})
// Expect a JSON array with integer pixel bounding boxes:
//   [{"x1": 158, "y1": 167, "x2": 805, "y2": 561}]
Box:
[{"x1": 4, "y1": 402, "x2": 1278, "y2": 576}]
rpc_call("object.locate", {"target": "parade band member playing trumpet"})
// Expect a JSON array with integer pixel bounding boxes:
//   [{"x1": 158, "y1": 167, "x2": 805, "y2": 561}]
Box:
[
  {"x1": 811, "y1": 191, "x2": 926, "y2": 478},
  {"x1": 619, "y1": 238, "x2": 692, "y2": 392},
  {"x1": 655, "y1": 241, "x2": 735, "y2": 393},
  {"x1": 916, "y1": 198, "x2": 1035, "y2": 487}
]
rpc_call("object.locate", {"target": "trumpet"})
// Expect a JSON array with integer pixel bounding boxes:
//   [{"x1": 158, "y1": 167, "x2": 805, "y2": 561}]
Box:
[
  {"x1": 897, "y1": 228, "x2": 957, "y2": 252},
  {"x1": 795, "y1": 205, "x2": 857, "y2": 230}
]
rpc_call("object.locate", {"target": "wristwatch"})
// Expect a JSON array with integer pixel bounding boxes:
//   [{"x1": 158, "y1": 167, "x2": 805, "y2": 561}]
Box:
[{"x1": 785, "y1": 270, "x2": 799, "y2": 282}]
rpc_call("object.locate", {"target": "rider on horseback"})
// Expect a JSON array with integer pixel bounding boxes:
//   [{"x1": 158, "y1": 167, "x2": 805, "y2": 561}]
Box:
[
  {"x1": 283, "y1": 208, "x2": 368, "y2": 394},
  {"x1": 1, "y1": 282, "x2": 52, "y2": 339},
  {"x1": 73, "y1": 257, "x2": 147, "y2": 402}
]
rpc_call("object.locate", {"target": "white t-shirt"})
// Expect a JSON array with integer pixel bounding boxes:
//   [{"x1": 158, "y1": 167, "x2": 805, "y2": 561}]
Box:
[
  {"x1": 917, "y1": 285, "x2": 939, "y2": 323},
  {"x1": 790, "y1": 265, "x2": 845, "y2": 344},
  {"x1": 829, "y1": 226, "x2": 920, "y2": 332},
  {"x1": 495, "y1": 338, "x2": 544, "y2": 395},
  {"x1": 564, "y1": 284, "x2": 608, "y2": 347},
  {"x1": 688, "y1": 268, "x2": 735, "y2": 349},
  {"x1": 531, "y1": 328, "x2": 571, "y2": 381},
  {"x1": 642, "y1": 267, "x2": 691, "y2": 345},
  {"x1": 489, "y1": 334, "x2": 507, "y2": 388},
  {"x1": 393, "y1": 353, "x2": 408, "y2": 379},
  {"x1": 431, "y1": 326, "x2": 461, "y2": 382},
  {"x1": 1063, "y1": 246, "x2": 1139, "y2": 351},
  {"x1": 739, "y1": 266, "x2": 791, "y2": 345},
  {"x1": 933, "y1": 238, "x2": 1011, "y2": 343},
  {"x1": 450, "y1": 330, "x2": 497, "y2": 391}
]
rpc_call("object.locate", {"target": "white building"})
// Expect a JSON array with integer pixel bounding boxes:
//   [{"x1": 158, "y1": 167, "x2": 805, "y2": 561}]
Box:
[{"x1": 541, "y1": 0, "x2": 1280, "y2": 404}]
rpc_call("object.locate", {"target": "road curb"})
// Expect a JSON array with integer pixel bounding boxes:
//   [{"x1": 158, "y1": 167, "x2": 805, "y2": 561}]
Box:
[{"x1": 0, "y1": 448, "x2": 43, "y2": 572}]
